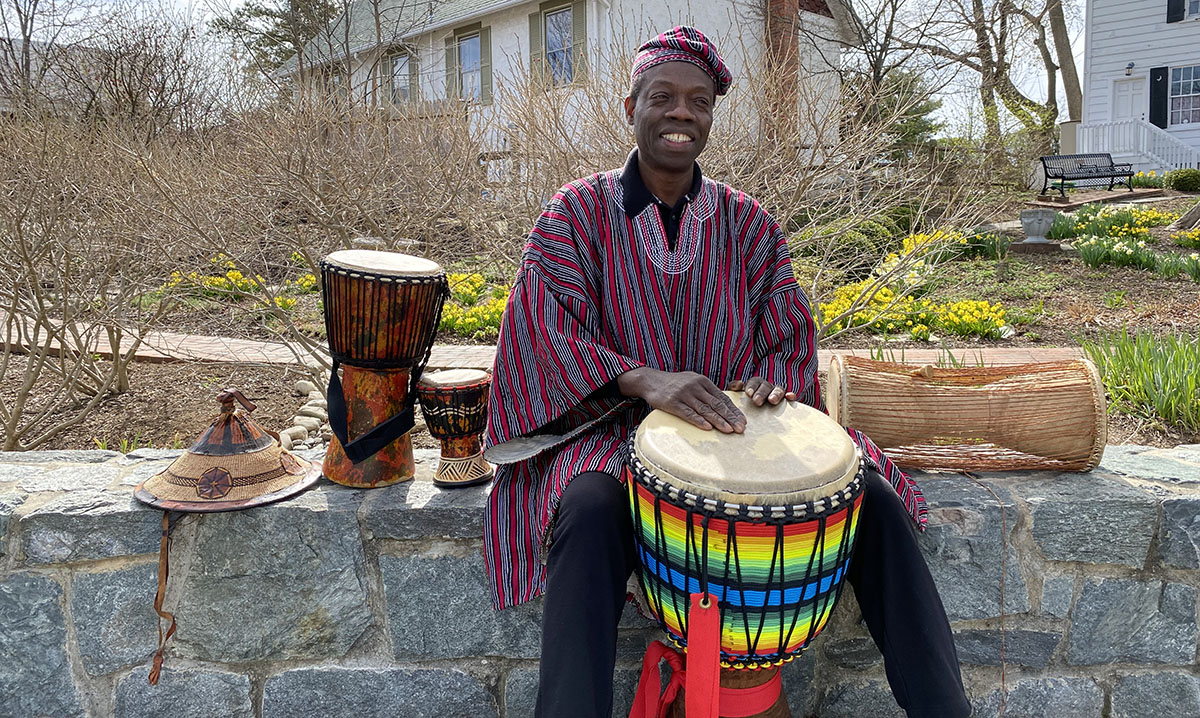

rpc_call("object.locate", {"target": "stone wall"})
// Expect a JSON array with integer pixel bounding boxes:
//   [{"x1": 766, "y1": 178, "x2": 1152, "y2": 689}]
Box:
[{"x1": 2, "y1": 444, "x2": 1200, "y2": 717}]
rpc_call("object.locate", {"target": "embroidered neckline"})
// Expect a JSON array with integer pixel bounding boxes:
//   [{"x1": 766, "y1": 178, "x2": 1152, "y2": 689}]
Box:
[{"x1": 607, "y1": 170, "x2": 715, "y2": 275}]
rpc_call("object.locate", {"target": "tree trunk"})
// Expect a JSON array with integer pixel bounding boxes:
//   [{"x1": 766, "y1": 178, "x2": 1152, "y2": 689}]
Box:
[
  {"x1": 1047, "y1": 0, "x2": 1082, "y2": 121},
  {"x1": 1169, "y1": 201, "x2": 1200, "y2": 231}
]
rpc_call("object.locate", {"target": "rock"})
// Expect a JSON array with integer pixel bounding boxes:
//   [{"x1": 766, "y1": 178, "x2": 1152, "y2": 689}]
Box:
[
  {"x1": 0, "y1": 573, "x2": 85, "y2": 717},
  {"x1": 19, "y1": 490, "x2": 161, "y2": 564},
  {"x1": 1101, "y1": 445, "x2": 1200, "y2": 485},
  {"x1": 0, "y1": 493, "x2": 25, "y2": 557},
  {"x1": 953, "y1": 629, "x2": 1061, "y2": 668},
  {"x1": 114, "y1": 665, "x2": 253, "y2": 718},
  {"x1": 1019, "y1": 474, "x2": 1158, "y2": 568},
  {"x1": 293, "y1": 416, "x2": 322, "y2": 433},
  {"x1": 71, "y1": 563, "x2": 158, "y2": 675},
  {"x1": 971, "y1": 677, "x2": 1104, "y2": 718},
  {"x1": 119, "y1": 460, "x2": 175, "y2": 487},
  {"x1": 381, "y1": 548, "x2": 541, "y2": 659},
  {"x1": 1040, "y1": 575, "x2": 1074, "y2": 618},
  {"x1": 1111, "y1": 672, "x2": 1200, "y2": 718},
  {"x1": 307, "y1": 390, "x2": 324, "y2": 401},
  {"x1": 123, "y1": 448, "x2": 187, "y2": 462},
  {"x1": 0, "y1": 462, "x2": 51, "y2": 486},
  {"x1": 915, "y1": 477, "x2": 1029, "y2": 620},
  {"x1": 171, "y1": 492, "x2": 371, "y2": 662},
  {"x1": 20, "y1": 462, "x2": 120, "y2": 492},
  {"x1": 1159, "y1": 497, "x2": 1200, "y2": 569},
  {"x1": 294, "y1": 380, "x2": 317, "y2": 396},
  {"x1": 1068, "y1": 579, "x2": 1196, "y2": 665},
  {"x1": 363, "y1": 473, "x2": 487, "y2": 540},
  {"x1": 297, "y1": 405, "x2": 327, "y2": 421},
  {"x1": 824, "y1": 636, "x2": 884, "y2": 668},
  {"x1": 282, "y1": 426, "x2": 309, "y2": 442},
  {"x1": 505, "y1": 665, "x2": 641, "y2": 718},
  {"x1": 818, "y1": 679, "x2": 904, "y2": 718},
  {"x1": 262, "y1": 667, "x2": 498, "y2": 718},
  {"x1": 0, "y1": 449, "x2": 118, "y2": 463},
  {"x1": 780, "y1": 649, "x2": 820, "y2": 716},
  {"x1": 278, "y1": 432, "x2": 292, "y2": 451},
  {"x1": 306, "y1": 399, "x2": 328, "y2": 410}
]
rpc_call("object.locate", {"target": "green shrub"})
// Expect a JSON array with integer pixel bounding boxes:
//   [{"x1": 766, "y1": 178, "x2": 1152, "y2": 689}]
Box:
[
  {"x1": 1165, "y1": 168, "x2": 1200, "y2": 192},
  {"x1": 792, "y1": 216, "x2": 903, "y2": 278},
  {"x1": 1080, "y1": 329, "x2": 1200, "y2": 434},
  {"x1": 958, "y1": 232, "x2": 1011, "y2": 260}
]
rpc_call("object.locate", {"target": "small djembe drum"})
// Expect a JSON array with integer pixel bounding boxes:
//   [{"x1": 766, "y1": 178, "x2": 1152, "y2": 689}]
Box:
[
  {"x1": 320, "y1": 249, "x2": 448, "y2": 488},
  {"x1": 627, "y1": 392, "x2": 865, "y2": 717},
  {"x1": 416, "y1": 369, "x2": 494, "y2": 488}
]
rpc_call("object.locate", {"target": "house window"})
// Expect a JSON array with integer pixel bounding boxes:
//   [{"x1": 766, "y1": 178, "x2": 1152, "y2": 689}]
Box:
[
  {"x1": 545, "y1": 6, "x2": 573, "y2": 85},
  {"x1": 389, "y1": 52, "x2": 410, "y2": 103},
  {"x1": 458, "y1": 33, "x2": 482, "y2": 101},
  {"x1": 1190, "y1": 0, "x2": 1200, "y2": 17},
  {"x1": 1169, "y1": 65, "x2": 1200, "y2": 126}
]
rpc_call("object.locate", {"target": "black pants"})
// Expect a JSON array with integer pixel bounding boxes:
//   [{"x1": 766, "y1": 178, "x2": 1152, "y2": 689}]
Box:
[{"x1": 534, "y1": 471, "x2": 971, "y2": 718}]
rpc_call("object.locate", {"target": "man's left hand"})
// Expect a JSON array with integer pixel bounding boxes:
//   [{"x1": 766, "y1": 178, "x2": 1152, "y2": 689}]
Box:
[{"x1": 727, "y1": 377, "x2": 796, "y2": 406}]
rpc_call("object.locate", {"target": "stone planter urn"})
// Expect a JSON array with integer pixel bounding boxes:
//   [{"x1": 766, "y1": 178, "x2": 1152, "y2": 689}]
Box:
[{"x1": 1019, "y1": 208, "x2": 1057, "y2": 244}]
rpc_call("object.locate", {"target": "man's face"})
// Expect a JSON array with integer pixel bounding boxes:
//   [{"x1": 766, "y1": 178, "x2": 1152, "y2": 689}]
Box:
[{"x1": 623, "y1": 61, "x2": 715, "y2": 175}]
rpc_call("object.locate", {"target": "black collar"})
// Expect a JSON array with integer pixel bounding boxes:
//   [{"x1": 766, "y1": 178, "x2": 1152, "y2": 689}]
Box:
[{"x1": 619, "y1": 149, "x2": 703, "y2": 218}]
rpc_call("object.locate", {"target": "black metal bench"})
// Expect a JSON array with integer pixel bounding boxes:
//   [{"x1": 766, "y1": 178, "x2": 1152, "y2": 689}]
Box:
[{"x1": 1040, "y1": 153, "x2": 1134, "y2": 197}]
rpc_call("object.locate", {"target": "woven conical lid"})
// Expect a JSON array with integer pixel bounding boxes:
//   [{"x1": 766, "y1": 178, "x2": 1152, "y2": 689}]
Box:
[{"x1": 135, "y1": 390, "x2": 321, "y2": 512}]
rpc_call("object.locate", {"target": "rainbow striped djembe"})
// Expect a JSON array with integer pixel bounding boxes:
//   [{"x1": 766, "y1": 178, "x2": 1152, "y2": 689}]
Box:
[{"x1": 627, "y1": 393, "x2": 864, "y2": 717}]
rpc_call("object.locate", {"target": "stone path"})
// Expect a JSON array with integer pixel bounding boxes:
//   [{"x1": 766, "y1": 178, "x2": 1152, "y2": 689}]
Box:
[{"x1": 11, "y1": 326, "x2": 1084, "y2": 372}]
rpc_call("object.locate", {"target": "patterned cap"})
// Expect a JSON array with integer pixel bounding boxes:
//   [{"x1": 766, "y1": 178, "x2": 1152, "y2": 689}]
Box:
[{"x1": 631, "y1": 26, "x2": 732, "y2": 96}]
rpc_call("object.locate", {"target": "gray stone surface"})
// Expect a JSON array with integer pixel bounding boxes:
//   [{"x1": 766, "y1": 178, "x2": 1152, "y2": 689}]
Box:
[
  {"x1": 819, "y1": 679, "x2": 904, "y2": 718},
  {"x1": 19, "y1": 489, "x2": 161, "y2": 564},
  {"x1": 824, "y1": 635, "x2": 883, "y2": 668},
  {"x1": 282, "y1": 426, "x2": 308, "y2": 443},
  {"x1": 1020, "y1": 473, "x2": 1158, "y2": 567},
  {"x1": 71, "y1": 563, "x2": 158, "y2": 675},
  {"x1": 0, "y1": 449, "x2": 118, "y2": 464},
  {"x1": 1102, "y1": 445, "x2": 1200, "y2": 484},
  {"x1": 1159, "y1": 497, "x2": 1200, "y2": 569},
  {"x1": 0, "y1": 492, "x2": 25, "y2": 557},
  {"x1": 122, "y1": 449, "x2": 186, "y2": 462},
  {"x1": 505, "y1": 665, "x2": 641, "y2": 718},
  {"x1": 20, "y1": 462, "x2": 119, "y2": 492},
  {"x1": 1069, "y1": 579, "x2": 1197, "y2": 665},
  {"x1": 1040, "y1": 575, "x2": 1074, "y2": 618},
  {"x1": 293, "y1": 415, "x2": 322, "y2": 432},
  {"x1": 1112, "y1": 672, "x2": 1200, "y2": 718},
  {"x1": 780, "y1": 649, "x2": 820, "y2": 716},
  {"x1": 382, "y1": 548, "x2": 542, "y2": 659},
  {"x1": 0, "y1": 573, "x2": 85, "y2": 718},
  {"x1": 172, "y1": 492, "x2": 372, "y2": 662},
  {"x1": 118, "y1": 459, "x2": 174, "y2": 486},
  {"x1": 364, "y1": 473, "x2": 487, "y2": 540},
  {"x1": 114, "y1": 665, "x2": 253, "y2": 718},
  {"x1": 916, "y1": 477, "x2": 1029, "y2": 620},
  {"x1": 972, "y1": 677, "x2": 1104, "y2": 718},
  {"x1": 263, "y1": 667, "x2": 498, "y2": 718},
  {"x1": 297, "y1": 405, "x2": 327, "y2": 420},
  {"x1": 953, "y1": 629, "x2": 1061, "y2": 668},
  {"x1": 0, "y1": 463, "x2": 52, "y2": 486}
]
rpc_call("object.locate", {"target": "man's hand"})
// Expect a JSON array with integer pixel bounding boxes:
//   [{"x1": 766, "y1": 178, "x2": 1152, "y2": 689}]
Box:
[
  {"x1": 727, "y1": 377, "x2": 796, "y2": 407},
  {"x1": 617, "y1": 368, "x2": 746, "y2": 433}
]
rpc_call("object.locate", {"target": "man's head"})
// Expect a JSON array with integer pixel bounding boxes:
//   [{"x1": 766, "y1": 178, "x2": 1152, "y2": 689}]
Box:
[{"x1": 624, "y1": 27, "x2": 731, "y2": 176}]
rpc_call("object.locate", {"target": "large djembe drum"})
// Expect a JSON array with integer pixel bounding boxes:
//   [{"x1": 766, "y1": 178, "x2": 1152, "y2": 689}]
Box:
[
  {"x1": 416, "y1": 369, "x2": 494, "y2": 488},
  {"x1": 320, "y1": 249, "x2": 448, "y2": 488},
  {"x1": 627, "y1": 393, "x2": 865, "y2": 717}
]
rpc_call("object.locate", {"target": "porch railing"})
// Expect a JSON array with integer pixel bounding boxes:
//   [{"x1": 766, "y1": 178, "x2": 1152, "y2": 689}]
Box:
[{"x1": 1077, "y1": 119, "x2": 1200, "y2": 171}]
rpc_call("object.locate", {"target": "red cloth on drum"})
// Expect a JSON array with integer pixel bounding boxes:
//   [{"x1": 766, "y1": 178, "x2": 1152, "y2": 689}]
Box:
[{"x1": 483, "y1": 151, "x2": 928, "y2": 610}]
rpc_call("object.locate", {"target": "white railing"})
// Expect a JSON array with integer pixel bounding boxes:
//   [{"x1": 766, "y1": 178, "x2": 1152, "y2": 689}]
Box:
[{"x1": 1077, "y1": 119, "x2": 1200, "y2": 171}]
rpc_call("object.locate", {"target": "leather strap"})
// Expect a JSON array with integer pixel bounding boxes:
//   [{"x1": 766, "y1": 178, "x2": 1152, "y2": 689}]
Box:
[
  {"x1": 148, "y1": 511, "x2": 176, "y2": 686},
  {"x1": 326, "y1": 361, "x2": 416, "y2": 464},
  {"x1": 629, "y1": 640, "x2": 685, "y2": 718},
  {"x1": 685, "y1": 593, "x2": 720, "y2": 718}
]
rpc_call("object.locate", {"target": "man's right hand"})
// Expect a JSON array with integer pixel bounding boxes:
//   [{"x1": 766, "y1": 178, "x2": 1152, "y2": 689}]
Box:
[{"x1": 616, "y1": 367, "x2": 746, "y2": 434}]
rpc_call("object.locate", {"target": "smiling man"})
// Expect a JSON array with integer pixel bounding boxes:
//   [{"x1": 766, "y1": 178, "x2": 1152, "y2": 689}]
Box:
[{"x1": 483, "y1": 26, "x2": 970, "y2": 718}]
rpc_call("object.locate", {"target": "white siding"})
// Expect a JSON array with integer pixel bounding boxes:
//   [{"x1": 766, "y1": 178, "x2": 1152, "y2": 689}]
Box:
[{"x1": 1084, "y1": 0, "x2": 1200, "y2": 150}]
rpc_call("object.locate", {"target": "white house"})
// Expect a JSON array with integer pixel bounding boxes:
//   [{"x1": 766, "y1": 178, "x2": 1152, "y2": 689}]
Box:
[
  {"x1": 1076, "y1": 0, "x2": 1200, "y2": 170},
  {"x1": 285, "y1": 0, "x2": 853, "y2": 146}
]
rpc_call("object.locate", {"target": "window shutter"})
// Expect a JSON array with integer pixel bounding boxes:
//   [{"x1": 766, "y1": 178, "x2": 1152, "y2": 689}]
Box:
[
  {"x1": 1167, "y1": 0, "x2": 1185, "y2": 22},
  {"x1": 1150, "y1": 66, "x2": 1169, "y2": 128},
  {"x1": 445, "y1": 37, "x2": 458, "y2": 99},
  {"x1": 480, "y1": 26, "x2": 493, "y2": 104},
  {"x1": 571, "y1": 0, "x2": 587, "y2": 83},
  {"x1": 529, "y1": 11, "x2": 545, "y2": 84},
  {"x1": 408, "y1": 52, "x2": 419, "y2": 101}
]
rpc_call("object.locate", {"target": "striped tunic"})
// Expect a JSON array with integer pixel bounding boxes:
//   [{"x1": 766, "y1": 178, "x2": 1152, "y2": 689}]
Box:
[{"x1": 484, "y1": 163, "x2": 927, "y2": 610}]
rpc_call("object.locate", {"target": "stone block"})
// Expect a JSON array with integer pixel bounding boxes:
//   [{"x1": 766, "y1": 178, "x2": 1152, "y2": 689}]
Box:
[
  {"x1": 20, "y1": 462, "x2": 119, "y2": 492},
  {"x1": 114, "y1": 666, "x2": 253, "y2": 718},
  {"x1": 71, "y1": 563, "x2": 158, "y2": 675},
  {"x1": 0, "y1": 492, "x2": 25, "y2": 557},
  {"x1": 382, "y1": 548, "x2": 541, "y2": 659},
  {"x1": 281, "y1": 426, "x2": 309, "y2": 443},
  {"x1": 0, "y1": 573, "x2": 85, "y2": 718},
  {"x1": 263, "y1": 667, "x2": 498, "y2": 718},
  {"x1": 297, "y1": 405, "x2": 327, "y2": 420},
  {"x1": 123, "y1": 449, "x2": 185, "y2": 462},
  {"x1": 1112, "y1": 672, "x2": 1200, "y2": 718},
  {"x1": 363, "y1": 463, "x2": 486, "y2": 540},
  {"x1": 818, "y1": 679, "x2": 904, "y2": 718},
  {"x1": 824, "y1": 635, "x2": 883, "y2": 669},
  {"x1": 1019, "y1": 473, "x2": 1158, "y2": 567},
  {"x1": 19, "y1": 490, "x2": 161, "y2": 564},
  {"x1": 915, "y1": 477, "x2": 1029, "y2": 620},
  {"x1": 0, "y1": 463, "x2": 52, "y2": 487},
  {"x1": 953, "y1": 629, "x2": 1060, "y2": 668},
  {"x1": 118, "y1": 459, "x2": 175, "y2": 487},
  {"x1": 1069, "y1": 579, "x2": 1196, "y2": 665},
  {"x1": 0, "y1": 449, "x2": 118, "y2": 464},
  {"x1": 780, "y1": 649, "x2": 819, "y2": 717},
  {"x1": 505, "y1": 665, "x2": 641, "y2": 718},
  {"x1": 293, "y1": 416, "x2": 322, "y2": 433},
  {"x1": 1101, "y1": 445, "x2": 1200, "y2": 485},
  {"x1": 1159, "y1": 497, "x2": 1200, "y2": 569},
  {"x1": 1040, "y1": 575, "x2": 1074, "y2": 618},
  {"x1": 971, "y1": 677, "x2": 1103, "y2": 718},
  {"x1": 171, "y1": 491, "x2": 371, "y2": 662}
]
